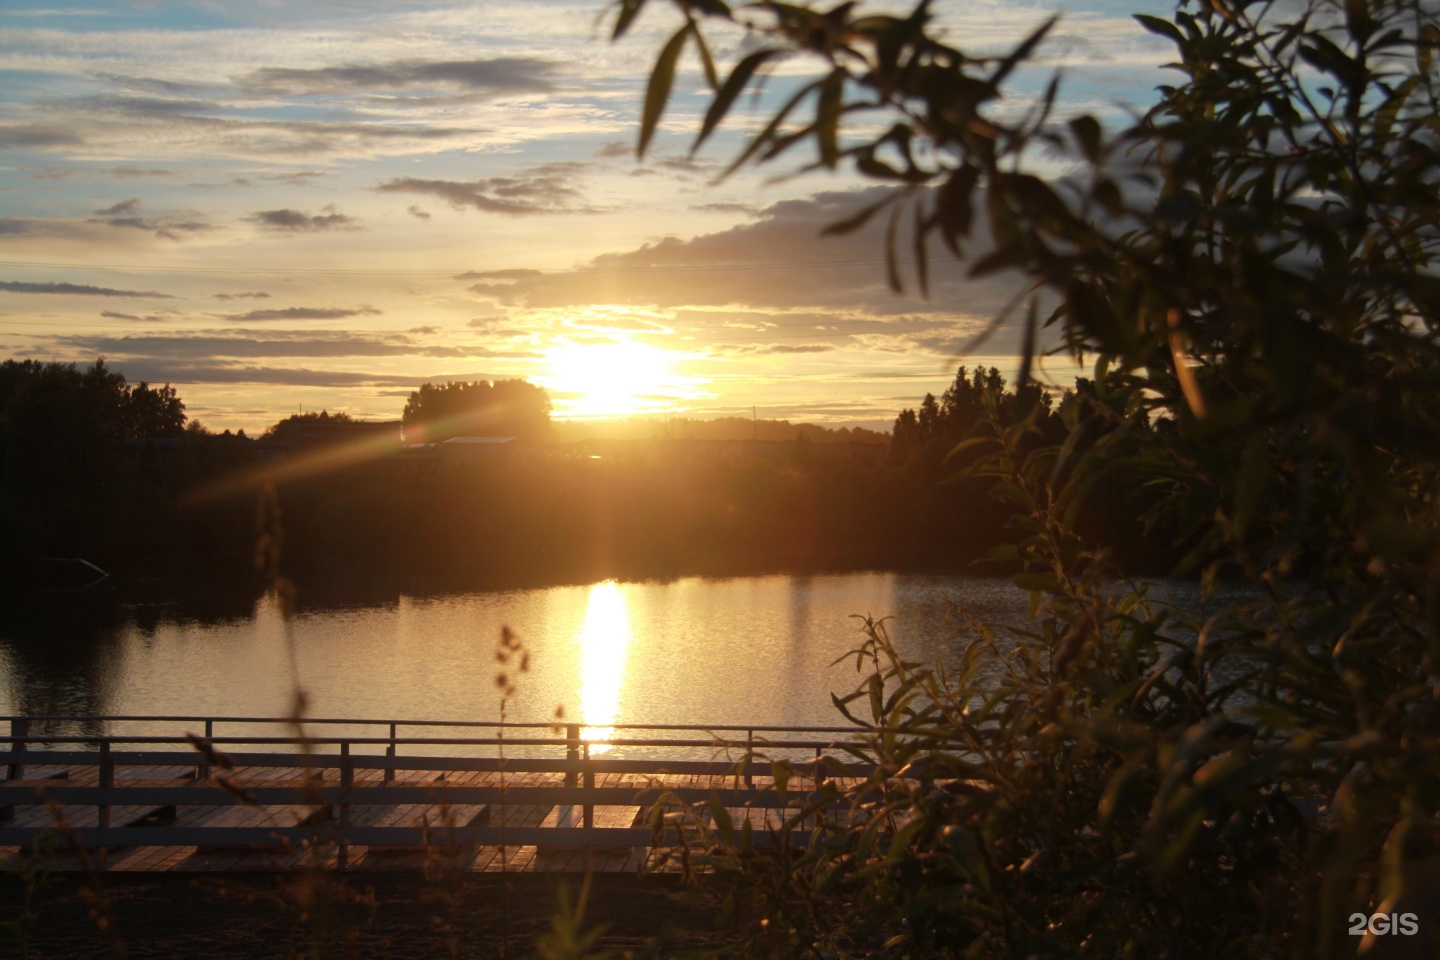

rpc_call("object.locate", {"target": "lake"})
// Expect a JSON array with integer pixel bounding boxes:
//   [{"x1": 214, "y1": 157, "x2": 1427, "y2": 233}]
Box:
[{"x1": 0, "y1": 572, "x2": 1213, "y2": 753}]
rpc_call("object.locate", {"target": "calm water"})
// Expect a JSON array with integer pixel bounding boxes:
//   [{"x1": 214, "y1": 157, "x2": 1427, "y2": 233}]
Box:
[{"x1": 0, "y1": 573, "x2": 1211, "y2": 754}]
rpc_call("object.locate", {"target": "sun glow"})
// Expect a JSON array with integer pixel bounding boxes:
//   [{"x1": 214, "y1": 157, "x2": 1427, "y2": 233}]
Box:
[
  {"x1": 542, "y1": 341, "x2": 679, "y2": 418},
  {"x1": 575, "y1": 580, "x2": 633, "y2": 754}
]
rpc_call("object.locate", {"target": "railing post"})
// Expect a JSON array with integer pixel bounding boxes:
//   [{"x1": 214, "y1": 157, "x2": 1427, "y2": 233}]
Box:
[
  {"x1": 565, "y1": 723, "x2": 580, "y2": 788},
  {"x1": 744, "y1": 729, "x2": 754, "y2": 788},
  {"x1": 338, "y1": 741, "x2": 352, "y2": 870},
  {"x1": 384, "y1": 722, "x2": 397, "y2": 783},
  {"x1": 7, "y1": 717, "x2": 29, "y2": 782},
  {"x1": 582, "y1": 742, "x2": 594, "y2": 829},
  {"x1": 98, "y1": 739, "x2": 114, "y2": 866},
  {"x1": 198, "y1": 718, "x2": 214, "y2": 781}
]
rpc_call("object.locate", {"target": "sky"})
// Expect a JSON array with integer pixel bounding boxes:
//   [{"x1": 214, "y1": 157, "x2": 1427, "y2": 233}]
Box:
[{"x1": 0, "y1": 0, "x2": 1175, "y2": 434}]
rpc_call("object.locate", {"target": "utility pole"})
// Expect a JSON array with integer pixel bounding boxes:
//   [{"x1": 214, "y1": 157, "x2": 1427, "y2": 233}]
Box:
[{"x1": 752, "y1": 405, "x2": 758, "y2": 441}]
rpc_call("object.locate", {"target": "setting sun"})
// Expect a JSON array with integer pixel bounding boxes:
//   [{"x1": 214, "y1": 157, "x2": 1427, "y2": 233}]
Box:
[{"x1": 541, "y1": 341, "x2": 680, "y2": 418}]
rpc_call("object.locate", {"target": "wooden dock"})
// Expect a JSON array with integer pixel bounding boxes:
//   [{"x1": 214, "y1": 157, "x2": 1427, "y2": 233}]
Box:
[{"x1": 0, "y1": 715, "x2": 874, "y2": 874}]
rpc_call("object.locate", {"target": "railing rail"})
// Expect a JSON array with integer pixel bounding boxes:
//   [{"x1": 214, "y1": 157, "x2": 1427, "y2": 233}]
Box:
[
  {"x1": 3, "y1": 714, "x2": 866, "y2": 733},
  {"x1": 0, "y1": 714, "x2": 884, "y2": 867}
]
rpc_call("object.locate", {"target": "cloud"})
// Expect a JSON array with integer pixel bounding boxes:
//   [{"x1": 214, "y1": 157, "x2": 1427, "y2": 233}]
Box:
[
  {"x1": 247, "y1": 207, "x2": 361, "y2": 232},
  {"x1": 406, "y1": 205, "x2": 431, "y2": 220},
  {"x1": 89, "y1": 74, "x2": 205, "y2": 97},
  {"x1": 653, "y1": 155, "x2": 713, "y2": 175},
  {"x1": 85, "y1": 362, "x2": 474, "y2": 388},
  {"x1": 33, "y1": 165, "x2": 178, "y2": 181},
  {"x1": 58, "y1": 330, "x2": 484, "y2": 359},
  {"x1": 100, "y1": 309, "x2": 183, "y2": 322},
  {"x1": 213, "y1": 291, "x2": 271, "y2": 301},
  {"x1": 707, "y1": 341, "x2": 842, "y2": 356},
  {"x1": 0, "y1": 280, "x2": 174, "y2": 298},
  {"x1": 453, "y1": 187, "x2": 1017, "y2": 319},
  {"x1": 240, "y1": 56, "x2": 561, "y2": 97},
  {"x1": 86, "y1": 197, "x2": 213, "y2": 240},
  {"x1": 261, "y1": 170, "x2": 326, "y2": 186},
  {"x1": 25, "y1": 107, "x2": 475, "y2": 161},
  {"x1": 690, "y1": 202, "x2": 758, "y2": 215},
  {"x1": 187, "y1": 177, "x2": 254, "y2": 190},
  {"x1": 455, "y1": 269, "x2": 542, "y2": 282},
  {"x1": 761, "y1": 344, "x2": 837, "y2": 354},
  {"x1": 109, "y1": 166, "x2": 178, "y2": 179},
  {"x1": 94, "y1": 198, "x2": 140, "y2": 217},
  {"x1": 0, "y1": 125, "x2": 84, "y2": 149},
  {"x1": 219, "y1": 306, "x2": 383, "y2": 322},
  {"x1": 376, "y1": 162, "x2": 593, "y2": 216},
  {"x1": 593, "y1": 141, "x2": 630, "y2": 159}
]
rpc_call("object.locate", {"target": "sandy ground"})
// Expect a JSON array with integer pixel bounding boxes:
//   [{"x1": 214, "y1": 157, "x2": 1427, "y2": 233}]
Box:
[{"x1": 1, "y1": 872, "x2": 729, "y2": 959}]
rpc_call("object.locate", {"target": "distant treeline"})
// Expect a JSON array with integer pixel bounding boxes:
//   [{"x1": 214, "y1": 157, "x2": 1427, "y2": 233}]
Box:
[
  {"x1": 553, "y1": 417, "x2": 888, "y2": 445},
  {"x1": 0, "y1": 358, "x2": 1180, "y2": 588}
]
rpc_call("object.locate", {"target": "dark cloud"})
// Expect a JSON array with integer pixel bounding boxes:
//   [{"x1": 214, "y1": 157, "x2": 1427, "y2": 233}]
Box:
[
  {"x1": 100, "y1": 310, "x2": 183, "y2": 322},
  {"x1": 654, "y1": 155, "x2": 714, "y2": 174},
  {"x1": 455, "y1": 269, "x2": 543, "y2": 282},
  {"x1": 0, "y1": 125, "x2": 84, "y2": 149},
  {"x1": 90, "y1": 73, "x2": 206, "y2": 97},
  {"x1": 690, "y1": 202, "x2": 758, "y2": 215},
  {"x1": 113, "y1": 165, "x2": 177, "y2": 179},
  {"x1": 594, "y1": 141, "x2": 630, "y2": 159},
  {"x1": 247, "y1": 207, "x2": 360, "y2": 232},
  {"x1": 55, "y1": 94, "x2": 224, "y2": 120},
  {"x1": 187, "y1": 177, "x2": 254, "y2": 190},
  {"x1": 151, "y1": 365, "x2": 513, "y2": 387},
  {"x1": 90, "y1": 362, "x2": 437, "y2": 388},
  {"x1": 33, "y1": 165, "x2": 178, "y2": 181},
  {"x1": 58, "y1": 331, "x2": 482, "y2": 359},
  {"x1": 213, "y1": 291, "x2": 271, "y2": 301},
  {"x1": 240, "y1": 57, "x2": 560, "y2": 97},
  {"x1": 86, "y1": 198, "x2": 213, "y2": 240},
  {"x1": 223, "y1": 119, "x2": 470, "y2": 157},
  {"x1": 454, "y1": 187, "x2": 1015, "y2": 322},
  {"x1": 0, "y1": 280, "x2": 174, "y2": 298},
  {"x1": 377, "y1": 163, "x2": 593, "y2": 216},
  {"x1": 219, "y1": 306, "x2": 383, "y2": 322},
  {"x1": 260, "y1": 171, "x2": 326, "y2": 186},
  {"x1": 0, "y1": 221, "x2": 33, "y2": 236},
  {"x1": 95, "y1": 198, "x2": 140, "y2": 217},
  {"x1": 464, "y1": 316, "x2": 526, "y2": 336},
  {"x1": 406, "y1": 205, "x2": 431, "y2": 220},
  {"x1": 59, "y1": 106, "x2": 472, "y2": 159}
]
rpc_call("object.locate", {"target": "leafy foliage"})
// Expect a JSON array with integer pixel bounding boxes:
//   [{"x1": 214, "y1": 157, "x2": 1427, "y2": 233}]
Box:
[{"x1": 610, "y1": 0, "x2": 1440, "y2": 955}]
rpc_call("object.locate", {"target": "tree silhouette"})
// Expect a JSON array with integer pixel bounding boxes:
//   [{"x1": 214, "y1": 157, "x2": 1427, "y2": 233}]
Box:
[
  {"x1": 124, "y1": 382, "x2": 186, "y2": 439},
  {"x1": 401, "y1": 379, "x2": 552, "y2": 444},
  {"x1": 261, "y1": 409, "x2": 355, "y2": 444}
]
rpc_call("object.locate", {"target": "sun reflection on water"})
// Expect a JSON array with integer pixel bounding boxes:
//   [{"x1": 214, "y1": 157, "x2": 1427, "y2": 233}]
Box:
[{"x1": 576, "y1": 580, "x2": 633, "y2": 754}]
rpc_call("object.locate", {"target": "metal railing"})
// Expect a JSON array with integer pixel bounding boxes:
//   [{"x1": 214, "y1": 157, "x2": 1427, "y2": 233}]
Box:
[{"x1": 0, "y1": 715, "x2": 878, "y2": 866}]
